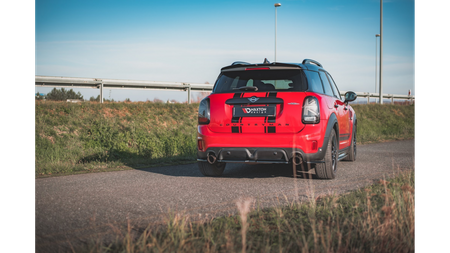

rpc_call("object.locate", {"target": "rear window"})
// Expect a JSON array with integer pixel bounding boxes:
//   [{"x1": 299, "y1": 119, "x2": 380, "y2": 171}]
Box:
[{"x1": 212, "y1": 69, "x2": 308, "y2": 93}]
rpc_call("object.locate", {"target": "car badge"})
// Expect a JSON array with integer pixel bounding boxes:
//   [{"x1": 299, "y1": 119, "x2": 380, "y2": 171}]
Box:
[
  {"x1": 288, "y1": 102, "x2": 300, "y2": 105},
  {"x1": 248, "y1": 97, "x2": 259, "y2": 103}
]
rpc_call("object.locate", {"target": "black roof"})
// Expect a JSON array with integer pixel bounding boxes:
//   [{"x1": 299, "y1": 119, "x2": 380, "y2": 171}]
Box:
[{"x1": 221, "y1": 58, "x2": 324, "y2": 72}]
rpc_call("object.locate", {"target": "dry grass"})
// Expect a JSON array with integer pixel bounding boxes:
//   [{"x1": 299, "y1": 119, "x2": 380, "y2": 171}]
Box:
[
  {"x1": 75, "y1": 170, "x2": 414, "y2": 253},
  {"x1": 236, "y1": 198, "x2": 255, "y2": 253}
]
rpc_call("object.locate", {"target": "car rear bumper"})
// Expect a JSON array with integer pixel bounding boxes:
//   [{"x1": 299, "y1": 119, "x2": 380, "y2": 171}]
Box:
[
  {"x1": 197, "y1": 125, "x2": 329, "y2": 164},
  {"x1": 197, "y1": 146, "x2": 326, "y2": 164}
]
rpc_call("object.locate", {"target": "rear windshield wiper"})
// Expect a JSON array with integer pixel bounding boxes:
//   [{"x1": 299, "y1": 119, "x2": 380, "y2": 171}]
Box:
[{"x1": 233, "y1": 86, "x2": 259, "y2": 91}]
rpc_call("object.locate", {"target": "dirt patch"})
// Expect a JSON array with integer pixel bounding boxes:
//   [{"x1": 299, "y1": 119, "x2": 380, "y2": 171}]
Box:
[
  {"x1": 53, "y1": 126, "x2": 69, "y2": 137},
  {"x1": 102, "y1": 107, "x2": 131, "y2": 118},
  {"x1": 40, "y1": 133, "x2": 55, "y2": 144},
  {"x1": 391, "y1": 108, "x2": 405, "y2": 117}
]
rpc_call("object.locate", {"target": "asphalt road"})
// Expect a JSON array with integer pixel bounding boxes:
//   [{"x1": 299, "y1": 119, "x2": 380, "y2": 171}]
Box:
[{"x1": 36, "y1": 140, "x2": 414, "y2": 252}]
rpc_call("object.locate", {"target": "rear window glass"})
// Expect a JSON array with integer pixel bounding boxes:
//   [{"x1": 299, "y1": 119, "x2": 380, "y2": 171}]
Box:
[{"x1": 212, "y1": 69, "x2": 307, "y2": 93}]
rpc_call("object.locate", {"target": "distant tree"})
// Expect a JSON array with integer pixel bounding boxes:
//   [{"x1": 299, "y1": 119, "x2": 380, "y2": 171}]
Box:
[
  {"x1": 153, "y1": 98, "x2": 164, "y2": 103},
  {"x1": 125, "y1": 98, "x2": 131, "y2": 102},
  {"x1": 46, "y1": 88, "x2": 84, "y2": 101},
  {"x1": 88, "y1": 95, "x2": 119, "y2": 102},
  {"x1": 89, "y1": 95, "x2": 100, "y2": 102}
]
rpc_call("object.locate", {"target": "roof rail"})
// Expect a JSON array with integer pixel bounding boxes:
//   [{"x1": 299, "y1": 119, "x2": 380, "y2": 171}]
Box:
[
  {"x1": 302, "y1": 59, "x2": 323, "y2": 68},
  {"x1": 231, "y1": 61, "x2": 251, "y2": 66}
]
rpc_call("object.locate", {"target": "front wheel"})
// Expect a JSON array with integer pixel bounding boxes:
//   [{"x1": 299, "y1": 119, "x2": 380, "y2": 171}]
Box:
[
  {"x1": 198, "y1": 162, "x2": 226, "y2": 177},
  {"x1": 315, "y1": 130, "x2": 338, "y2": 179}
]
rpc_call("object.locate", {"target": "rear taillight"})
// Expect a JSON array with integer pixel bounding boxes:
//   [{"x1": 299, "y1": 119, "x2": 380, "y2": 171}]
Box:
[
  {"x1": 302, "y1": 96, "x2": 320, "y2": 124},
  {"x1": 198, "y1": 98, "x2": 210, "y2": 125}
]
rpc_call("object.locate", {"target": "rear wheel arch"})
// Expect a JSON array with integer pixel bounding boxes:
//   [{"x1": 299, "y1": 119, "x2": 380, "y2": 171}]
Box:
[
  {"x1": 325, "y1": 112, "x2": 339, "y2": 140},
  {"x1": 319, "y1": 113, "x2": 338, "y2": 158}
]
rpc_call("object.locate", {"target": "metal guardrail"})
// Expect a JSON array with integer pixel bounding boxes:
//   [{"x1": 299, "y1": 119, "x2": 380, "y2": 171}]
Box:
[
  {"x1": 35, "y1": 75, "x2": 414, "y2": 104},
  {"x1": 35, "y1": 75, "x2": 213, "y2": 104},
  {"x1": 341, "y1": 91, "x2": 415, "y2": 104}
]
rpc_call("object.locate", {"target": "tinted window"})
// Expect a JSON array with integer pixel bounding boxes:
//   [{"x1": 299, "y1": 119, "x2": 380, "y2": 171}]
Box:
[
  {"x1": 304, "y1": 70, "x2": 324, "y2": 93},
  {"x1": 213, "y1": 69, "x2": 307, "y2": 93},
  {"x1": 318, "y1": 71, "x2": 334, "y2": 97},
  {"x1": 327, "y1": 73, "x2": 342, "y2": 100}
]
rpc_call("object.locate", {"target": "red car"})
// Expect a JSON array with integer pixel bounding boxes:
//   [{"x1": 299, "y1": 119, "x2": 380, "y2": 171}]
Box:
[{"x1": 197, "y1": 59, "x2": 357, "y2": 179}]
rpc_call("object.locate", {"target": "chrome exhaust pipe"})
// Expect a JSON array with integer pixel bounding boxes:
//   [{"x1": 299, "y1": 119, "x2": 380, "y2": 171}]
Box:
[
  {"x1": 207, "y1": 152, "x2": 217, "y2": 164},
  {"x1": 293, "y1": 153, "x2": 303, "y2": 166}
]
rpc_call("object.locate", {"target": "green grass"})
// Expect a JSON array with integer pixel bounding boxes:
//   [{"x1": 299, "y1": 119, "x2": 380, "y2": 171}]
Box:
[
  {"x1": 35, "y1": 101, "x2": 414, "y2": 177},
  {"x1": 352, "y1": 104, "x2": 414, "y2": 143},
  {"x1": 80, "y1": 169, "x2": 414, "y2": 253},
  {"x1": 35, "y1": 101, "x2": 199, "y2": 177}
]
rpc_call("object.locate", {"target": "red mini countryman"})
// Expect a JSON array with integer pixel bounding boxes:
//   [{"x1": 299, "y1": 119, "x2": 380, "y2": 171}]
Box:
[{"x1": 197, "y1": 59, "x2": 357, "y2": 179}]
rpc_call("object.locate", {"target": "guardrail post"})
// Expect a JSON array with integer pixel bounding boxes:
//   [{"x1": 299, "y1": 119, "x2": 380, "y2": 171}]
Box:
[
  {"x1": 100, "y1": 82, "x2": 104, "y2": 104},
  {"x1": 187, "y1": 85, "x2": 191, "y2": 104},
  {"x1": 183, "y1": 83, "x2": 192, "y2": 104},
  {"x1": 391, "y1": 95, "x2": 394, "y2": 104}
]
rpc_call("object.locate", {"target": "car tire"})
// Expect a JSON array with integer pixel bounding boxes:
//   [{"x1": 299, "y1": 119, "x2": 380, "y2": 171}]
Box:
[
  {"x1": 315, "y1": 130, "x2": 338, "y2": 179},
  {"x1": 198, "y1": 162, "x2": 226, "y2": 177},
  {"x1": 344, "y1": 126, "x2": 356, "y2": 162}
]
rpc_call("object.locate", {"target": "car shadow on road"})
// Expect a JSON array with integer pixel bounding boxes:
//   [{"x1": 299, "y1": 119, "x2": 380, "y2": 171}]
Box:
[
  {"x1": 225, "y1": 163, "x2": 319, "y2": 179},
  {"x1": 137, "y1": 162, "x2": 319, "y2": 180},
  {"x1": 79, "y1": 150, "x2": 318, "y2": 179}
]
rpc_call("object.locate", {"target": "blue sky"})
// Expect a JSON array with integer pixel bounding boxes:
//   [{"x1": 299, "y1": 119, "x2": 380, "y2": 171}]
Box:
[{"x1": 35, "y1": 0, "x2": 414, "y2": 102}]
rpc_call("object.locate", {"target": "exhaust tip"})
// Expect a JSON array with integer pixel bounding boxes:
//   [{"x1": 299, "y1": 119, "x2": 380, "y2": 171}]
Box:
[
  {"x1": 207, "y1": 152, "x2": 217, "y2": 164},
  {"x1": 293, "y1": 153, "x2": 303, "y2": 165}
]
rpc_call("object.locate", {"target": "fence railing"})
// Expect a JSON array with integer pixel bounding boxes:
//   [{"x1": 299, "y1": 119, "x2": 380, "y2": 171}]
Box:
[
  {"x1": 35, "y1": 75, "x2": 414, "y2": 104},
  {"x1": 35, "y1": 75, "x2": 213, "y2": 103},
  {"x1": 340, "y1": 91, "x2": 414, "y2": 104}
]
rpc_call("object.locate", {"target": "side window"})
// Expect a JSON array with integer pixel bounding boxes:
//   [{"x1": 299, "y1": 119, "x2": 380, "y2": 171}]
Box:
[
  {"x1": 327, "y1": 73, "x2": 342, "y2": 100},
  {"x1": 318, "y1": 71, "x2": 334, "y2": 97},
  {"x1": 304, "y1": 71, "x2": 324, "y2": 93}
]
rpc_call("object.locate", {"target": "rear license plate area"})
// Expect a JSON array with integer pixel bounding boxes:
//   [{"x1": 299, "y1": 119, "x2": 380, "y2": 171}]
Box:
[{"x1": 233, "y1": 106, "x2": 276, "y2": 117}]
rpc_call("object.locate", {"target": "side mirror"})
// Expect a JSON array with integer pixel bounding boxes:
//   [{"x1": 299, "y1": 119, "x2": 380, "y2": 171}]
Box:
[{"x1": 344, "y1": 91, "x2": 357, "y2": 103}]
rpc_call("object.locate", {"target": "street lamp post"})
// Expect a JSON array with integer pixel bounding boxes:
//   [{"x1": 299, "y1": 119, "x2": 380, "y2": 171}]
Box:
[
  {"x1": 274, "y1": 3, "x2": 281, "y2": 62},
  {"x1": 379, "y1": 0, "x2": 383, "y2": 104},
  {"x1": 375, "y1": 34, "x2": 380, "y2": 103}
]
